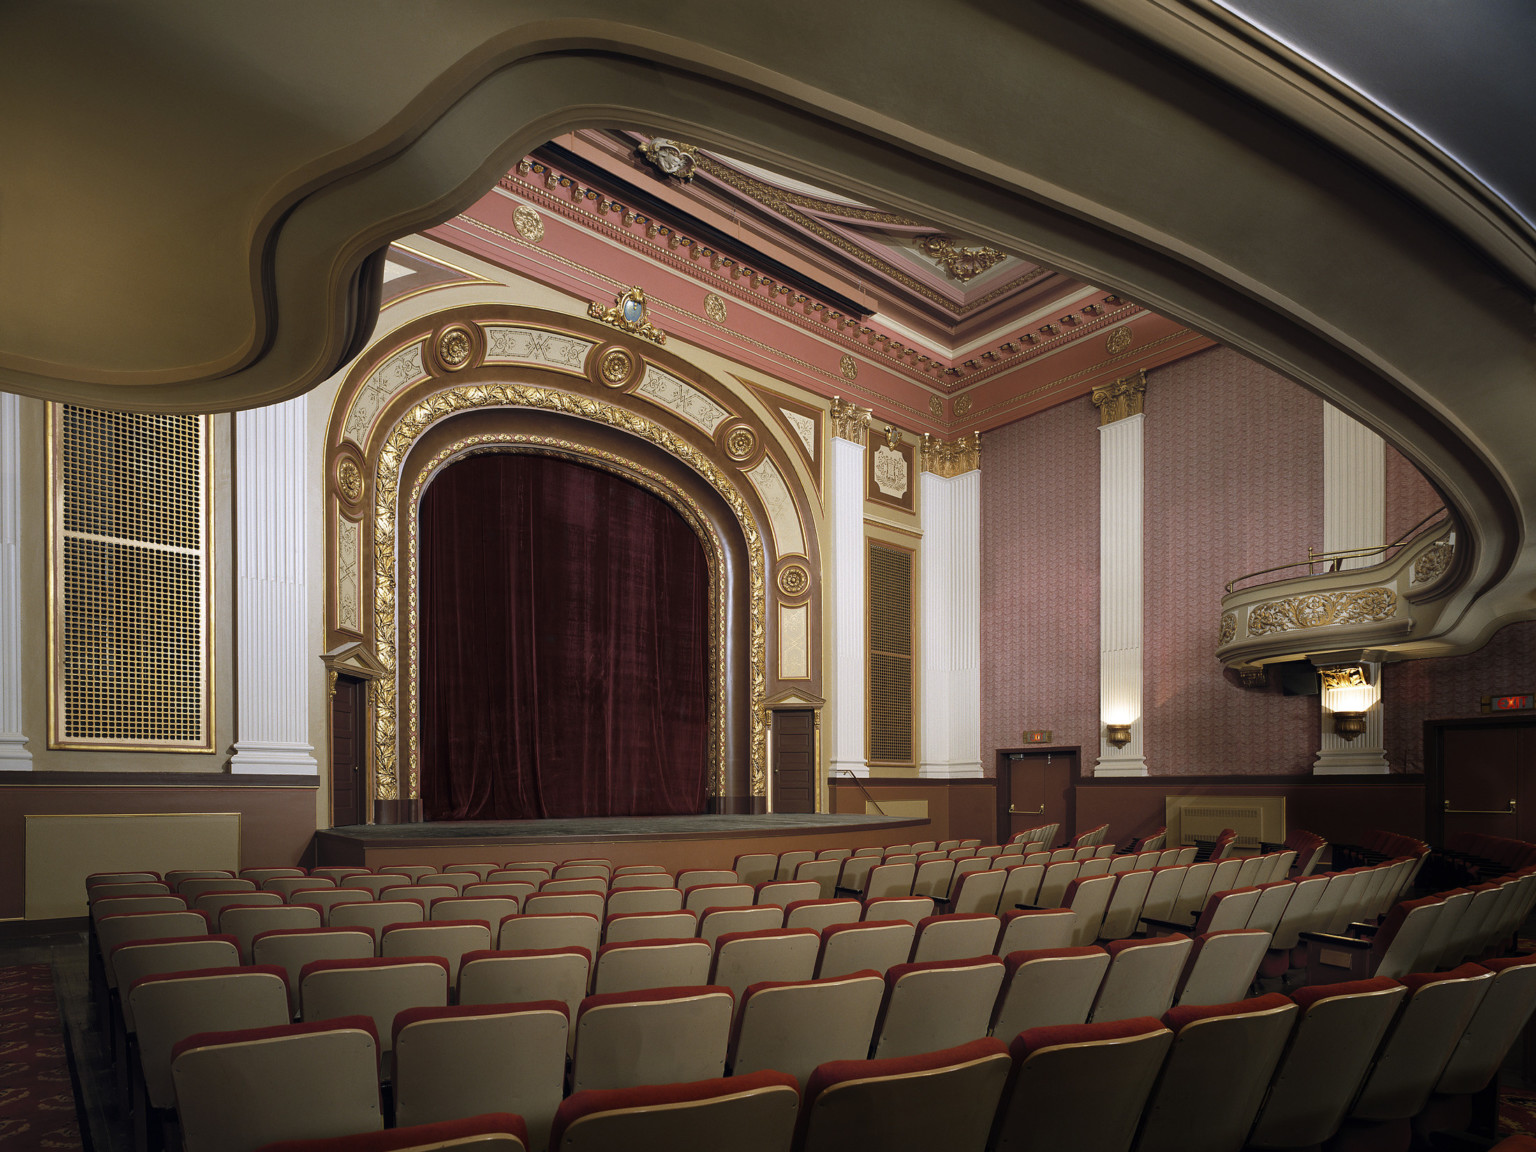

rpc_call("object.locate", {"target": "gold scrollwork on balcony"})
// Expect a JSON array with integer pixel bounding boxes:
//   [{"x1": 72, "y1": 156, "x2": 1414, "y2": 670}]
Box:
[
  {"x1": 1218, "y1": 611, "x2": 1236, "y2": 647},
  {"x1": 1411, "y1": 539, "x2": 1454, "y2": 585},
  {"x1": 1247, "y1": 588, "x2": 1398, "y2": 637}
]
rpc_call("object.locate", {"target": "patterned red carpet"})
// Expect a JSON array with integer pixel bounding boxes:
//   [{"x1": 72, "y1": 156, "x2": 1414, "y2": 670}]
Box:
[
  {"x1": 1503, "y1": 1087, "x2": 1536, "y2": 1138},
  {"x1": 0, "y1": 965, "x2": 83, "y2": 1151}
]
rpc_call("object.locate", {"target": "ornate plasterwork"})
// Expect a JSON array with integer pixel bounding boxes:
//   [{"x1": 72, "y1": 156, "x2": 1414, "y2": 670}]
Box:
[
  {"x1": 345, "y1": 342, "x2": 427, "y2": 443},
  {"x1": 838, "y1": 354, "x2": 858, "y2": 381},
  {"x1": 953, "y1": 395, "x2": 972, "y2": 416},
  {"x1": 703, "y1": 292, "x2": 728, "y2": 323},
  {"x1": 872, "y1": 442, "x2": 909, "y2": 499},
  {"x1": 915, "y1": 234, "x2": 1009, "y2": 281},
  {"x1": 743, "y1": 455, "x2": 806, "y2": 557},
  {"x1": 371, "y1": 382, "x2": 769, "y2": 803},
  {"x1": 830, "y1": 396, "x2": 870, "y2": 444},
  {"x1": 1411, "y1": 538, "x2": 1454, "y2": 584},
  {"x1": 635, "y1": 365, "x2": 731, "y2": 434},
  {"x1": 1318, "y1": 664, "x2": 1371, "y2": 690},
  {"x1": 781, "y1": 409, "x2": 816, "y2": 457},
  {"x1": 1246, "y1": 588, "x2": 1398, "y2": 637},
  {"x1": 336, "y1": 457, "x2": 364, "y2": 503},
  {"x1": 778, "y1": 604, "x2": 810, "y2": 679},
  {"x1": 776, "y1": 561, "x2": 811, "y2": 599},
  {"x1": 638, "y1": 137, "x2": 700, "y2": 181},
  {"x1": 482, "y1": 325, "x2": 592, "y2": 372},
  {"x1": 1092, "y1": 371, "x2": 1147, "y2": 425},
  {"x1": 1105, "y1": 325, "x2": 1134, "y2": 354},
  {"x1": 336, "y1": 516, "x2": 362, "y2": 634},
  {"x1": 404, "y1": 434, "x2": 730, "y2": 804},
  {"x1": 1218, "y1": 611, "x2": 1236, "y2": 648},
  {"x1": 920, "y1": 432, "x2": 981, "y2": 477},
  {"x1": 588, "y1": 286, "x2": 667, "y2": 344},
  {"x1": 511, "y1": 204, "x2": 544, "y2": 243}
]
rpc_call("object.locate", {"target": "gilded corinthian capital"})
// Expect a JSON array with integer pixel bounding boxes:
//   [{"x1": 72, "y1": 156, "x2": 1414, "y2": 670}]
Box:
[
  {"x1": 830, "y1": 396, "x2": 871, "y2": 444},
  {"x1": 920, "y1": 432, "x2": 981, "y2": 477},
  {"x1": 1091, "y1": 371, "x2": 1146, "y2": 425}
]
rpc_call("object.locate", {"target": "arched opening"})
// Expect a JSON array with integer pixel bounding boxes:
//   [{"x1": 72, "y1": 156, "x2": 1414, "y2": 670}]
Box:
[{"x1": 417, "y1": 451, "x2": 711, "y2": 819}]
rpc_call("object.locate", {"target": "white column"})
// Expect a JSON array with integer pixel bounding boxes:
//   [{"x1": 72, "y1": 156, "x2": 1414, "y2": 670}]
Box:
[
  {"x1": 0, "y1": 393, "x2": 31, "y2": 766},
  {"x1": 918, "y1": 466, "x2": 981, "y2": 778},
  {"x1": 230, "y1": 396, "x2": 318, "y2": 775},
  {"x1": 1315, "y1": 405, "x2": 1389, "y2": 773},
  {"x1": 1096, "y1": 411, "x2": 1147, "y2": 776},
  {"x1": 828, "y1": 427, "x2": 869, "y2": 779}
]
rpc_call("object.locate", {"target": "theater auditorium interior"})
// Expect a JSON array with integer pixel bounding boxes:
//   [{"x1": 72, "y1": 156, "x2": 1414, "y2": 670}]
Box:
[{"x1": 2, "y1": 5, "x2": 1535, "y2": 1152}]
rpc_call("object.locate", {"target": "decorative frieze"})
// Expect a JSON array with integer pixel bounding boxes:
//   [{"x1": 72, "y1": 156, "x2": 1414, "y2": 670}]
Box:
[
  {"x1": 1091, "y1": 371, "x2": 1146, "y2": 426},
  {"x1": 1246, "y1": 588, "x2": 1398, "y2": 636},
  {"x1": 920, "y1": 432, "x2": 981, "y2": 477}
]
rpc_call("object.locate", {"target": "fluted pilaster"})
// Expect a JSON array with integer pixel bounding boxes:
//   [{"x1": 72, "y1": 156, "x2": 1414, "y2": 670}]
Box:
[
  {"x1": 919, "y1": 468, "x2": 981, "y2": 777},
  {"x1": 0, "y1": 393, "x2": 30, "y2": 765},
  {"x1": 1097, "y1": 412, "x2": 1147, "y2": 775},
  {"x1": 828, "y1": 432, "x2": 869, "y2": 779},
  {"x1": 230, "y1": 396, "x2": 318, "y2": 774}
]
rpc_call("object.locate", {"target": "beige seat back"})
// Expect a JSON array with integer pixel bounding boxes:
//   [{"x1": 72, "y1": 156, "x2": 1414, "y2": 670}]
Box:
[
  {"x1": 1233, "y1": 855, "x2": 1265, "y2": 888},
  {"x1": 1247, "y1": 977, "x2": 1407, "y2": 1150},
  {"x1": 911, "y1": 914, "x2": 999, "y2": 964},
  {"x1": 997, "y1": 909, "x2": 1076, "y2": 955},
  {"x1": 1415, "y1": 887, "x2": 1474, "y2": 971},
  {"x1": 816, "y1": 920, "x2": 916, "y2": 979},
  {"x1": 991, "y1": 1017, "x2": 1172, "y2": 1152},
  {"x1": 872, "y1": 956, "x2": 1006, "y2": 1059},
  {"x1": 1077, "y1": 858, "x2": 1111, "y2": 878},
  {"x1": 676, "y1": 869, "x2": 737, "y2": 890},
  {"x1": 604, "y1": 887, "x2": 683, "y2": 916},
  {"x1": 731, "y1": 971, "x2": 883, "y2": 1085},
  {"x1": 837, "y1": 855, "x2": 879, "y2": 895},
  {"x1": 1035, "y1": 862, "x2": 1080, "y2": 909},
  {"x1": 381, "y1": 921, "x2": 493, "y2": 988},
  {"x1": 1064, "y1": 875, "x2": 1116, "y2": 945},
  {"x1": 490, "y1": 869, "x2": 553, "y2": 887},
  {"x1": 864, "y1": 863, "x2": 916, "y2": 901},
  {"x1": 1244, "y1": 881, "x2": 1295, "y2": 935},
  {"x1": 91, "y1": 895, "x2": 186, "y2": 923},
  {"x1": 700, "y1": 905, "x2": 783, "y2": 947},
  {"x1": 499, "y1": 912, "x2": 601, "y2": 957},
  {"x1": 603, "y1": 910, "x2": 697, "y2": 944},
  {"x1": 193, "y1": 892, "x2": 283, "y2": 922},
  {"x1": 540, "y1": 877, "x2": 607, "y2": 896},
  {"x1": 952, "y1": 869, "x2": 1007, "y2": 916},
  {"x1": 418, "y1": 873, "x2": 478, "y2": 894},
  {"x1": 732, "y1": 853, "x2": 778, "y2": 885},
  {"x1": 463, "y1": 881, "x2": 537, "y2": 903},
  {"x1": 1174, "y1": 929, "x2": 1271, "y2": 1007},
  {"x1": 459, "y1": 946, "x2": 590, "y2": 1054},
  {"x1": 222, "y1": 904, "x2": 322, "y2": 964},
  {"x1": 710, "y1": 927, "x2": 820, "y2": 1000},
  {"x1": 166, "y1": 869, "x2": 236, "y2": 888},
  {"x1": 1437, "y1": 954, "x2": 1536, "y2": 1097},
  {"x1": 1268, "y1": 873, "x2": 1329, "y2": 950},
  {"x1": 130, "y1": 966, "x2": 291, "y2": 1108},
  {"x1": 171, "y1": 1019, "x2": 381, "y2": 1152},
  {"x1": 991, "y1": 946, "x2": 1110, "y2": 1040},
  {"x1": 238, "y1": 868, "x2": 306, "y2": 884},
  {"x1": 347, "y1": 874, "x2": 421, "y2": 898},
  {"x1": 430, "y1": 897, "x2": 519, "y2": 933},
  {"x1": 548, "y1": 1068, "x2": 799, "y2": 1152},
  {"x1": 1168, "y1": 862, "x2": 1216, "y2": 924},
  {"x1": 1138, "y1": 866, "x2": 1187, "y2": 924},
  {"x1": 178, "y1": 877, "x2": 255, "y2": 899},
  {"x1": 394, "y1": 1003, "x2": 568, "y2": 1148},
  {"x1": 524, "y1": 892, "x2": 605, "y2": 919},
  {"x1": 293, "y1": 888, "x2": 376, "y2": 925},
  {"x1": 1134, "y1": 993, "x2": 1299, "y2": 1152},
  {"x1": 1089, "y1": 934, "x2": 1193, "y2": 1023},
  {"x1": 683, "y1": 883, "x2": 755, "y2": 914},
  {"x1": 757, "y1": 879, "x2": 821, "y2": 908},
  {"x1": 112, "y1": 937, "x2": 241, "y2": 1031},
  {"x1": 793, "y1": 860, "x2": 842, "y2": 900},
  {"x1": 299, "y1": 958, "x2": 450, "y2": 1054},
  {"x1": 861, "y1": 896, "x2": 933, "y2": 927},
  {"x1": 382, "y1": 866, "x2": 438, "y2": 884},
  {"x1": 784, "y1": 899, "x2": 863, "y2": 933},
  {"x1": 1098, "y1": 869, "x2": 1156, "y2": 941},
  {"x1": 592, "y1": 938, "x2": 713, "y2": 995},
  {"x1": 775, "y1": 851, "x2": 815, "y2": 881},
  {"x1": 264, "y1": 877, "x2": 337, "y2": 900},
  {"x1": 607, "y1": 873, "x2": 674, "y2": 891},
  {"x1": 571, "y1": 987, "x2": 734, "y2": 1093},
  {"x1": 999, "y1": 865, "x2": 1046, "y2": 912},
  {"x1": 331, "y1": 900, "x2": 427, "y2": 948},
  {"x1": 553, "y1": 865, "x2": 610, "y2": 883},
  {"x1": 443, "y1": 863, "x2": 498, "y2": 881},
  {"x1": 98, "y1": 911, "x2": 211, "y2": 986},
  {"x1": 250, "y1": 927, "x2": 374, "y2": 1007}
]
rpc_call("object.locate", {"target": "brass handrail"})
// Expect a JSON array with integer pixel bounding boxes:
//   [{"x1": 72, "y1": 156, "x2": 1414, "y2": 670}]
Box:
[
  {"x1": 1444, "y1": 799, "x2": 1516, "y2": 816},
  {"x1": 1225, "y1": 508, "x2": 1447, "y2": 593},
  {"x1": 835, "y1": 768, "x2": 887, "y2": 817}
]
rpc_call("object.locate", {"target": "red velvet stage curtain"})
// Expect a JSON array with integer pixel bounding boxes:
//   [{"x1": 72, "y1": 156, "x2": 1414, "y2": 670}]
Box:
[{"x1": 419, "y1": 453, "x2": 710, "y2": 819}]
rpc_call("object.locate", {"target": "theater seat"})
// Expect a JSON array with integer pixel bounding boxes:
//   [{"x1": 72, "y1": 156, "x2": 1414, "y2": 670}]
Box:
[
  {"x1": 794, "y1": 1038, "x2": 1011, "y2": 1152},
  {"x1": 815, "y1": 921, "x2": 915, "y2": 979},
  {"x1": 784, "y1": 899, "x2": 862, "y2": 933},
  {"x1": 710, "y1": 928, "x2": 819, "y2": 1000},
  {"x1": 591, "y1": 938, "x2": 713, "y2": 995},
  {"x1": 910, "y1": 914, "x2": 1000, "y2": 963},
  {"x1": 729, "y1": 971, "x2": 884, "y2": 1086},
  {"x1": 570, "y1": 986, "x2": 734, "y2": 1093},
  {"x1": 549, "y1": 1070, "x2": 797, "y2": 1152},
  {"x1": 256, "y1": 1114, "x2": 529, "y2": 1152},
  {"x1": 991, "y1": 947, "x2": 1110, "y2": 1041},
  {"x1": 871, "y1": 956, "x2": 1005, "y2": 1059},
  {"x1": 458, "y1": 948, "x2": 590, "y2": 1056},
  {"x1": 996, "y1": 909, "x2": 1076, "y2": 955},
  {"x1": 1089, "y1": 935, "x2": 1192, "y2": 1023}
]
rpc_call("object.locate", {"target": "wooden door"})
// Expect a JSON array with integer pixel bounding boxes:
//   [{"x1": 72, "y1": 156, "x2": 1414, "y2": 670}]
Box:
[
  {"x1": 1431, "y1": 719, "x2": 1536, "y2": 844},
  {"x1": 330, "y1": 675, "x2": 367, "y2": 827},
  {"x1": 997, "y1": 749, "x2": 1076, "y2": 846},
  {"x1": 772, "y1": 709, "x2": 816, "y2": 813}
]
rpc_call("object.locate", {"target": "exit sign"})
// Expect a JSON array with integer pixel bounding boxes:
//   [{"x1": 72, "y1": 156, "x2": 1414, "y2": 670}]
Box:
[
  {"x1": 1022, "y1": 730, "x2": 1053, "y2": 744},
  {"x1": 1484, "y1": 694, "x2": 1535, "y2": 712}
]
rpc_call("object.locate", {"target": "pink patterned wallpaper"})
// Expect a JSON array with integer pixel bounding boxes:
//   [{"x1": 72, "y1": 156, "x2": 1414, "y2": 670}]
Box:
[
  {"x1": 1142, "y1": 347, "x2": 1323, "y2": 774},
  {"x1": 1384, "y1": 620, "x2": 1536, "y2": 773},
  {"x1": 980, "y1": 395, "x2": 1100, "y2": 771},
  {"x1": 1385, "y1": 442, "x2": 1444, "y2": 545}
]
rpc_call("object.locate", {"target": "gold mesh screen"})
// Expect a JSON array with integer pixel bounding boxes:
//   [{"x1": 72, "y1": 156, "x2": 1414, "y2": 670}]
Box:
[
  {"x1": 868, "y1": 541, "x2": 914, "y2": 764},
  {"x1": 52, "y1": 406, "x2": 210, "y2": 750}
]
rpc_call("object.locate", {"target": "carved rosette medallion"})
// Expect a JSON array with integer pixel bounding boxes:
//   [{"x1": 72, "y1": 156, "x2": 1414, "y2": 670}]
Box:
[
  {"x1": 1411, "y1": 539, "x2": 1453, "y2": 585},
  {"x1": 592, "y1": 345, "x2": 637, "y2": 389},
  {"x1": 703, "y1": 293, "x2": 728, "y2": 323},
  {"x1": 829, "y1": 397, "x2": 871, "y2": 444},
  {"x1": 920, "y1": 432, "x2": 981, "y2": 477},
  {"x1": 929, "y1": 396, "x2": 943, "y2": 417},
  {"x1": 1218, "y1": 611, "x2": 1236, "y2": 648},
  {"x1": 723, "y1": 424, "x2": 759, "y2": 463},
  {"x1": 1092, "y1": 371, "x2": 1146, "y2": 425},
  {"x1": 436, "y1": 325, "x2": 476, "y2": 371},
  {"x1": 839, "y1": 354, "x2": 858, "y2": 381},
  {"x1": 954, "y1": 395, "x2": 972, "y2": 416},
  {"x1": 776, "y1": 562, "x2": 811, "y2": 600},
  {"x1": 336, "y1": 457, "x2": 365, "y2": 503},
  {"x1": 512, "y1": 203, "x2": 545, "y2": 243},
  {"x1": 1246, "y1": 587, "x2": 1398, "y2": 636},
  {"x1": 1105, "y1": 325, "x2": 1134, "y2": 355}
]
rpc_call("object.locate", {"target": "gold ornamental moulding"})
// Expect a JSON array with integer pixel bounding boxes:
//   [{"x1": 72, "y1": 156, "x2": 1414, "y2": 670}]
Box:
[
  {"x1": 920, "y1": 432, "x2": 981, "y2": 477},
  {"x1": 916, "y1": 235, "x2": 1010, "y2": 282},
  {"x1": 588, "y1": 286, "x2": 666, "y2": 344},
  {"x1": 369, "y1": 380, "x2": 769, "y2": 804},
  {"x1": 1092, "y1": 371, "x2": 1146, "y2": 425},
  {"x1": 830, "y1": 396, "x2": 871, "y2": 444},
  {"x1": 1318, "y1": 664, "x2": 1371, "y2": 691},
  {"x1": 1246, "y1": 588, "x2": 1398, "y2": 638}
]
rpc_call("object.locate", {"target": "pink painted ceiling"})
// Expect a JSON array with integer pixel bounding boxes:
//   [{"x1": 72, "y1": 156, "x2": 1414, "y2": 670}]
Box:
[{"x1": 420, "y1": 130, "x2": 1213, "y2": 437}]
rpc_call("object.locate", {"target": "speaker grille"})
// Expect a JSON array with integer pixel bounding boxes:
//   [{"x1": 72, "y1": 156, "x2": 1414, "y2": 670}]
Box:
[
  {"x1": 52, "y1": 406, "x2": 210, "y2": 750},
  {"x1": 868, "y1": 541, "x2": 914, "y2": 764}
]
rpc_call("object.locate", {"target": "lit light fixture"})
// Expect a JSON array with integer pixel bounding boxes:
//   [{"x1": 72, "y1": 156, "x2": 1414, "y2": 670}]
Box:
[
  {"x1": 1333, "y1": 711, "x2": 1368, "y2": 741},
  {"x1": 1105, "y1": 723, "x2": 1132, "y2": 748}
]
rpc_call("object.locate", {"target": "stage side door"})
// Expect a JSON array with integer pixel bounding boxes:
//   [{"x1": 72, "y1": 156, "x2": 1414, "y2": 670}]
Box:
[
  {"x1": 998, "y1": 749, "x2": 1075, "y2": 846},
  {"x1": 772, "y1": 709, "x2": 816, "y2": 813},
  {"x1": 331, "y1": 675, "x2": 366, "y2": 828},
  {"x1": 1433, "y1": 718, "x2": 1536, "y2": 844}
]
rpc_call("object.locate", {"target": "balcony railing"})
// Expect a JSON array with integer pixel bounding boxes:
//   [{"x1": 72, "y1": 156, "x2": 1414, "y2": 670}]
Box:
[{"x1": 1225, "y1": 508, "x2": 1446, "y2": 594}]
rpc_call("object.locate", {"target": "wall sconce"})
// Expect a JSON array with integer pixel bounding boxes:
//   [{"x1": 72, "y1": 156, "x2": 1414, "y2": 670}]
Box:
[
  {"x1": 1105, "y1": 722, "x2": 1132, "y2": 748},
  {"x1": 1333, "y1": 711, "x2": 1368, "y2": 741}
]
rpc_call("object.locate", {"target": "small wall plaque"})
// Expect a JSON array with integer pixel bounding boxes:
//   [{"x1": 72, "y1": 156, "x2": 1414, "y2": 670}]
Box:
[
  {"x1": 1022, "y1": 730, "x2": 1053, "y2": 744},
  {"x1": 1482, "y1": 694, "x2": 1534, "y2": 713}
]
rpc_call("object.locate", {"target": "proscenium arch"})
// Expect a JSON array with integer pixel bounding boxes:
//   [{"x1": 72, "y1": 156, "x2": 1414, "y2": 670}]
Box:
[
  {"x1": 404, "y1": 418, "x2": 740, "y2": 814},
  {"x1": 7, "y1": 11, "x2": 1530, "y2": 648}
]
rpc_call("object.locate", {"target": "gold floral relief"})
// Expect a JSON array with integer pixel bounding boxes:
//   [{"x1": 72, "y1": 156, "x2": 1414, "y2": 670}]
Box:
[
  {"x1": 370, "y1": 383, "x2": 768, "y2": 803},
  {"x1": 1218, "y1": 611, "x2": 1237, "y2": 648},
  {"x1": 1246, "y1": 587, "x2": 1398, "y2": 637}
]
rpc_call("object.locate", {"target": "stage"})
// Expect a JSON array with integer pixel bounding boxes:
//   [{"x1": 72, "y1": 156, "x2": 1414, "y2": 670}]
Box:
[{"x1": 313, "y1": 812, "x2": 929, "y2": 872}]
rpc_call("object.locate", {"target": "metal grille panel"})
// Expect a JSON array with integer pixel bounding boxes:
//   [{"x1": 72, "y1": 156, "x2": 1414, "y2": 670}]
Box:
[
  {"x1": 868, "y1": 542, "x2": 914, "y2": 764},
  {"x1": 52, "y1": 406, "x2": 209, "y2": 749}
]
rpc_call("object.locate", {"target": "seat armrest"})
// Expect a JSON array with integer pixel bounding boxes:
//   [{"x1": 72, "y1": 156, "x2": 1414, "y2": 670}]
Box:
[
  {"x1": 1347, "y1": 921, "x2": 1381, "y2": 937},
  {"x1": 1299, "y1": 931, "x2": 1372, "y2": 950},
  {"x1": 1013, "y1": 903, "x2": 1045, "y2": 911},
  {"x1": 1140, "y1": 917, "x2": 1194, "y2": 937}
]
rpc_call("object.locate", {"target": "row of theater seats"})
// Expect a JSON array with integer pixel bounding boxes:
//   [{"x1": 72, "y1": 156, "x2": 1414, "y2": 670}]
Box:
[{"x1": 156, "y1": 949, "x2": 1536, "y2": 1152}]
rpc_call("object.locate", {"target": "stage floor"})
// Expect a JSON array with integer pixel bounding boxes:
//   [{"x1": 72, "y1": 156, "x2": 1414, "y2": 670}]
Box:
[{"x1": 313, "y1": 812, "x2": 927, "y2": 869}]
